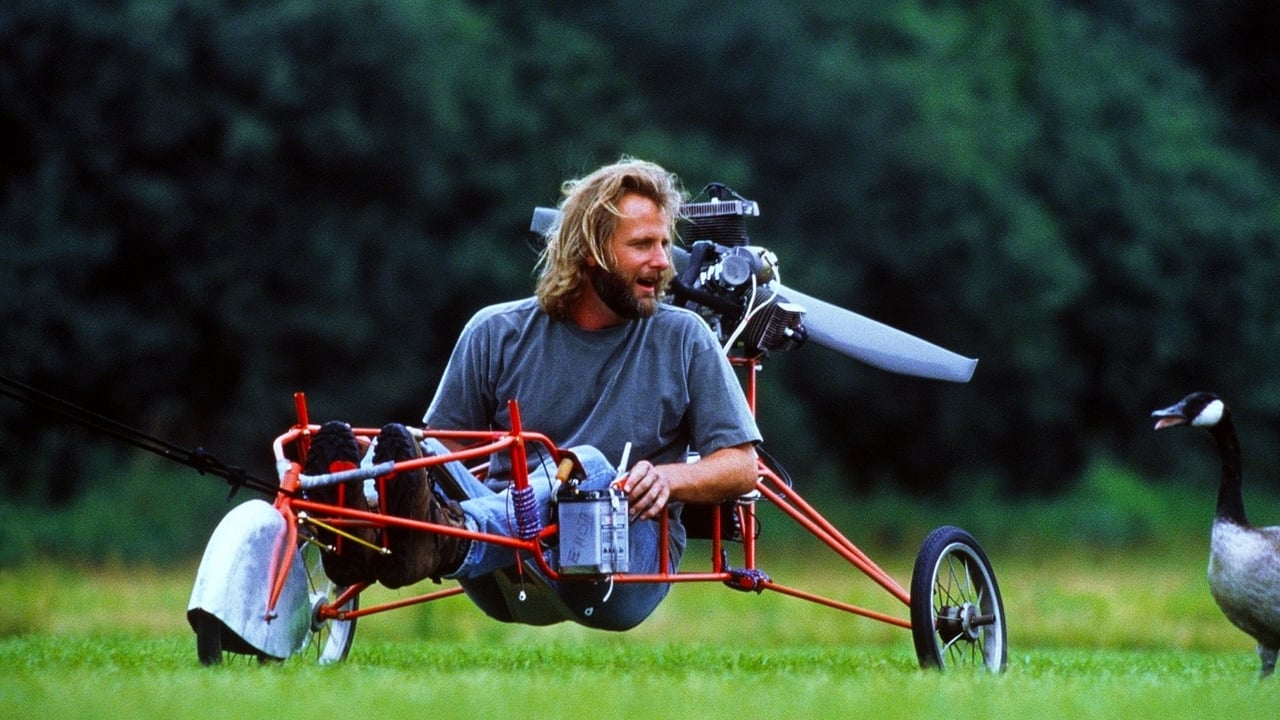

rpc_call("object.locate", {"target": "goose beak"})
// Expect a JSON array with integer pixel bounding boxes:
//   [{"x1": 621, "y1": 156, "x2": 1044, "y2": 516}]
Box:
[{"x1": 1151, "y1": 402, "x2": 1188, "y2": 430}]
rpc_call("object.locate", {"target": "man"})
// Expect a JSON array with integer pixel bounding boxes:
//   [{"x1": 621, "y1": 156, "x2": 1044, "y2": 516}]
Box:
[{"x1": 308, "y1": 157, "x2": 760, "y2": 630}]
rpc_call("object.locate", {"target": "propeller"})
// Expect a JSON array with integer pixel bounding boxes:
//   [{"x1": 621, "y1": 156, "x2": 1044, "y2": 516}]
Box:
[
  {"x1": 530, "y1": 207, "x2": 978, "y2": 383},
  {"x1": 767, "y1": 281, "x2": 976, "y2": 383}
]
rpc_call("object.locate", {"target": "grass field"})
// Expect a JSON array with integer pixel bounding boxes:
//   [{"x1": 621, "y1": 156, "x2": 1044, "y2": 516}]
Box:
[{"x1": 3, "y1": 535, "x2": 1278, "y2": 719}]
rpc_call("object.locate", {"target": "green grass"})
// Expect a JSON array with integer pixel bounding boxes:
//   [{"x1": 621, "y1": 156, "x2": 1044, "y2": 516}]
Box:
[
  {"x1": 4, "y1": 540, "x2": 1279, "y2": 719},
  {"x1": 4, "y1": 637, "x2": 1270, "y2": 719}
]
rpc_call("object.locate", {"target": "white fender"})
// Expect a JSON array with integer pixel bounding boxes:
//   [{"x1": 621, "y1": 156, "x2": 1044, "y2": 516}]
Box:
[{"x1": 187, "y1": 499, "x2": 311, "y2": 659}]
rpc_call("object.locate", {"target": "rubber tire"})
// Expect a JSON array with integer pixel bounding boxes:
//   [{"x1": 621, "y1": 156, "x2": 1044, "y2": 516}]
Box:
[
  {"x1": 192, "y1": 609, "x2": 273, "y2": 665},
  {"x1": 909, "y1": 525, "x2": 1007, "y2": 672},
  {"x1": 194, "y1": 610, "x2": 223, "y2": 666}
]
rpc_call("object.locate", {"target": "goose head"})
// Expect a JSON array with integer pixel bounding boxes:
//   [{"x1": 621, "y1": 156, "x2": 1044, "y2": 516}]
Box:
[
  {"x1": 1152, "y1": 391, "x2": 1248, "y2": 527},
  {"x1": 1152, "y1": 392, "x2": 1226, "y2": 431}
]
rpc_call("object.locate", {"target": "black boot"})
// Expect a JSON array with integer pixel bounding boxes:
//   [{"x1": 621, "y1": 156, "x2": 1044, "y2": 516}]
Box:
[
  {"x1": 303, "y1": 421, "x2": 379, "y2": 586},
  {"x1": 373, "y1": 423, "x2": 470, "y2": 588}
]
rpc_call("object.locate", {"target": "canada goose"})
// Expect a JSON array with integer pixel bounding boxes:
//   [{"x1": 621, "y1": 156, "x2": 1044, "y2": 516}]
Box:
[{"x1": 1152, "y1": 392, "x2": 1280, "y2": 678}]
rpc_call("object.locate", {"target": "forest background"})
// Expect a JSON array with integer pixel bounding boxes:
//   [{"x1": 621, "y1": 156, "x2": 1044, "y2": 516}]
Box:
[{"x1": 2, "y1": 0, "x2": 1279, "y2": 565}]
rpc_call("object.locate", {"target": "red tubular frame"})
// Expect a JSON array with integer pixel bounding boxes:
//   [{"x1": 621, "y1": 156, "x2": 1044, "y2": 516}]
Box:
[{"x1": 265, "y1": 358, "x2": 914, "y2": 632}]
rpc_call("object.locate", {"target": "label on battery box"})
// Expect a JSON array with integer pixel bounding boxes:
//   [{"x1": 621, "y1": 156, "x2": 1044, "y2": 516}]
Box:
[{"x1": 557, "y1": 488, "x2": 629, "y2": 575}]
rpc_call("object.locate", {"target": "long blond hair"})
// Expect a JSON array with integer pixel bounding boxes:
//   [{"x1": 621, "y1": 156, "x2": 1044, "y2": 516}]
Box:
[{"x1": 535, "y1": 158, "x2": 685, "y2": 320}]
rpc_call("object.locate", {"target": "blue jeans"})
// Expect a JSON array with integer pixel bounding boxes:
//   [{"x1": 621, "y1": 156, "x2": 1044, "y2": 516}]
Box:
[{"x1": 425, "y1": 440, "x2": 686, "y2": 631}]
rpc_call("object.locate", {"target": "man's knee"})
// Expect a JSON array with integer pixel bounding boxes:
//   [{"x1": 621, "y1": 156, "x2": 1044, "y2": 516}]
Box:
[{"x1": 564, "y1": 445, "x2": 617, "y2": 490}]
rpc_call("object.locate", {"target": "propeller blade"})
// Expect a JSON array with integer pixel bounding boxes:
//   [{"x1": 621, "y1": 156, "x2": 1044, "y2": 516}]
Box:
[{"x1": 775, "y1": 282, "x2": 977, "y2": 383}]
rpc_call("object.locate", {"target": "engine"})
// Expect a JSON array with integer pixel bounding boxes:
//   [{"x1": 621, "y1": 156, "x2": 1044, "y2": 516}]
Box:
[{"x1": 671, "y1": 184, "x2": 807, "y2": 356}]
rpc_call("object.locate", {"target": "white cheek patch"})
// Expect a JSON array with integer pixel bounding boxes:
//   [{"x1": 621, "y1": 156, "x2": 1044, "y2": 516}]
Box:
[{"x1": 1193, "y1": 399, "x2": 1225, "y2": 427}]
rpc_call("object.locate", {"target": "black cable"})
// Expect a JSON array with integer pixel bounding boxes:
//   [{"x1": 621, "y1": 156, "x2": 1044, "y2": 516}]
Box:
[{"x1": 0, "y1": 374, "x2": 281, "y2": 499}]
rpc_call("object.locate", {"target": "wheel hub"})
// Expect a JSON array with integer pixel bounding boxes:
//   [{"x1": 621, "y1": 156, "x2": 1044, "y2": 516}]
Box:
[
  {"x1": 310, "y1": 593, "x2": 330, "y2": 633},
  {"x1": 937, "y1": 602, "x2": 983, "y2": 644}
]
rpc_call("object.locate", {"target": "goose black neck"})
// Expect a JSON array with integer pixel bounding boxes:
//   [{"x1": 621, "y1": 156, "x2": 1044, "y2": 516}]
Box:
[{"x1": 1209, "y1": 414, "x2": 1249, "y2": 526}]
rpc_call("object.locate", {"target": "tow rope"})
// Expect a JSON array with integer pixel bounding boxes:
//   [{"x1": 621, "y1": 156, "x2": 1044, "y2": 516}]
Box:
[{"x1": 0, "y1": 374, "x2": 282, "y2": 499}]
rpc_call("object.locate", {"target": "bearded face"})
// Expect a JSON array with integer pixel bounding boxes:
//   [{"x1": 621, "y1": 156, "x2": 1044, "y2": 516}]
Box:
[
  {"x1": 569, "y1": 192, "x2": 675, "y2": 327},
  {"x1": 588, "y1": 262, "x2": 673, "y2": 320}
]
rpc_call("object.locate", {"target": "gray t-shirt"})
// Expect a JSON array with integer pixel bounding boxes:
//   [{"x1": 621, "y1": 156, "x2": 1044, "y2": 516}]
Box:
[{"x1": 424, "y1": 297, "x2": 761, "y2": 476}]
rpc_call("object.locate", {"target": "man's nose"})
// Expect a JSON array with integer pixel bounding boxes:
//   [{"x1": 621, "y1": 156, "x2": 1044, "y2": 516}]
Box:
[{"x1": 652, "y1": 246, "x2": 672, "y2": 268}]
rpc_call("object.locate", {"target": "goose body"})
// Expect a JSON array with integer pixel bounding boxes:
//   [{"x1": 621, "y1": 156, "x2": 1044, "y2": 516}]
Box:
[
  {"x1": 1153, "y1": 392, "x2": 1280, "y2": 677},
  {"x1": 1210, "y1": 521, "x2": 1280, "y2": 657}
]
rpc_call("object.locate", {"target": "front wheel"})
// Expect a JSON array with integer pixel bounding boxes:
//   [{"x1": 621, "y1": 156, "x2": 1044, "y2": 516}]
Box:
[{"x1": 909, "y1": 525, "x2": 1007, "y2": 672}]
